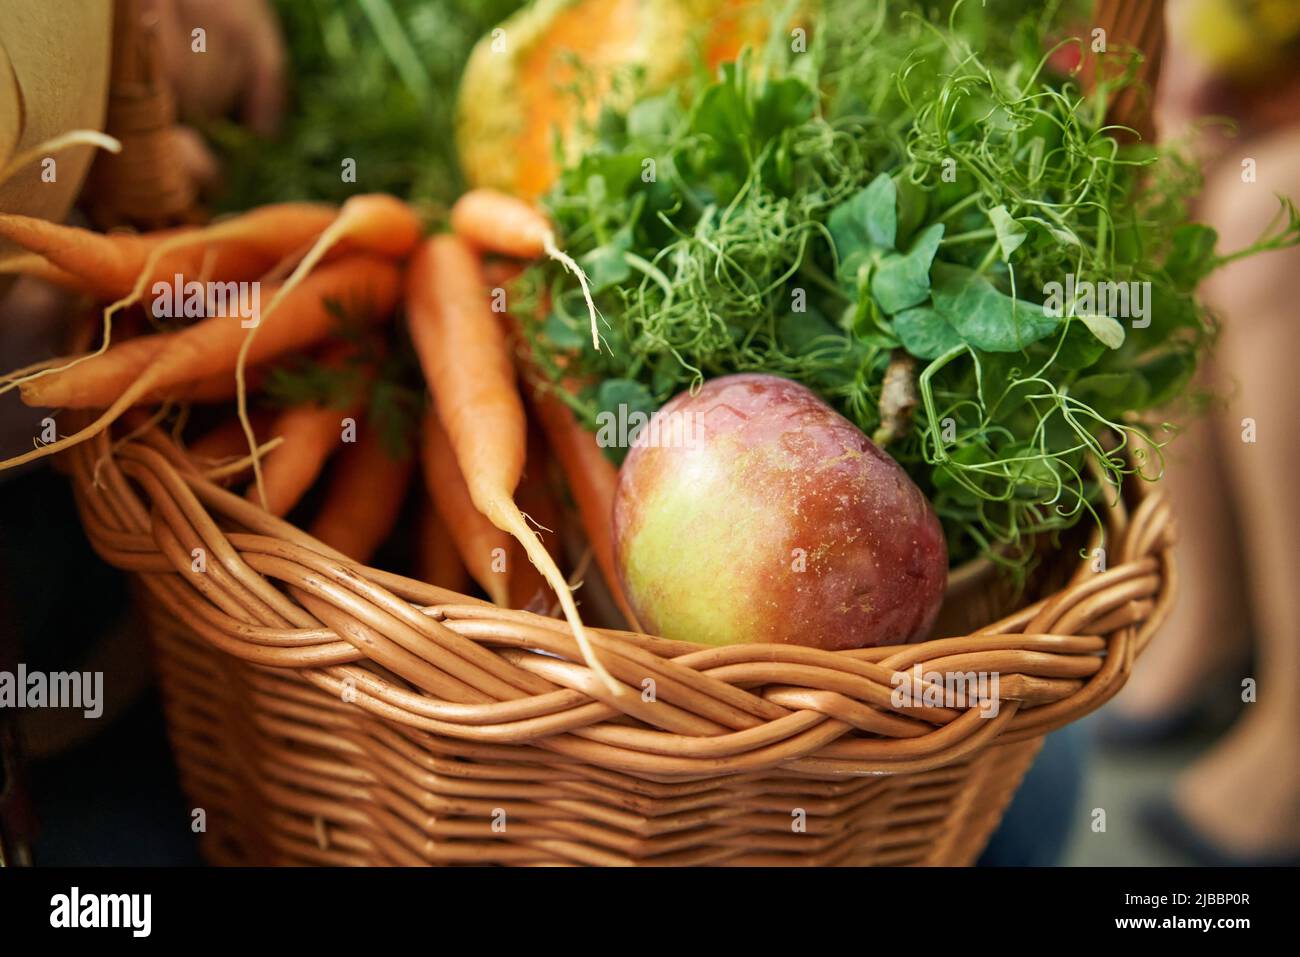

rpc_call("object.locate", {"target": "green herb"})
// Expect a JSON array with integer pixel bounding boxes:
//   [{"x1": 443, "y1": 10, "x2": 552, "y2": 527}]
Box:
[{"x1": 516, "y1": 0, "x2": 1300, "y2": 570}]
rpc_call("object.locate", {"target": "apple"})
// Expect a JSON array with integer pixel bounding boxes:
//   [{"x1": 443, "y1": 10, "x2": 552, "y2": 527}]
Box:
[{"x1": 612, "y1": 373, "x2": 947, "y2": 649}]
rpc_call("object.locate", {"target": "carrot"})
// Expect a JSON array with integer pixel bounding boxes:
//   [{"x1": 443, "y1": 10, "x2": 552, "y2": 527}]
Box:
[
  {"x1": 0, "y1": 255, "x2": 400, "y2": 471},
  {"x1": 503, "y1": 300, "x2": 640, "y2": 628},
  {"x1": 308, "y1": 430, "x2": 413, "y2": 562},
  {"x1": 253, "y1": 401, "x2": 358, "y2": 517},
  {"x1": 148, "y1": 363, "x2": 272, "y2": 405},
  {"x1": 183, "y1": 412, "x2": 282, "y2": 484},
  {"x1": 0, "y1": 253, "x2": 86, "y2": 292},
  {"x1": 450, "y1": 188, "x2": 601, "y2": 350},
  {"x1": 0, "y1": 204, "x2": 337, "y2": 300},
  {"x1": 416, "y1": 502, "x2": 470, "y2": 595},
  {"x1": 531, "y1": 388, "x2": 642, "y2": 630},
  {"x1": 420, "y1": 410, "x2": 511, "y2": 606},
  {"x1": 451, "y1": 188, "x2": 553, "y2": 259},
  {"x1": 20, "y1": 337, "x2": 158, "y2": 408},
  {"x1": 407, "y1": 234, "x2": 620, "y2": 694},
  {"x1": 188, "y1": 413, "x2": 272, "y2": 462},
  {"x1": 18, "y1": 255, "x2": 398, "y2": 410},
  {"x1": 250, "y1": 342, "x2": 367, "y2": 517},
  {"x1": 233, "y1": 194, "x2": 422, "y2": 508},
  {"x1": 2, "y1": 194, "x2": 417, "y2": 457},
  {"x1": 509, "y1": 429, "x2": 561, "y2": 614}
]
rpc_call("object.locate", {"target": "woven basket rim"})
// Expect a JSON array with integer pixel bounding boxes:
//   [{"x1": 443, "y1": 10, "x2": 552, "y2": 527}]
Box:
[{"x1": 65, "y1": 419, "x2": 1175, "y2": 781}]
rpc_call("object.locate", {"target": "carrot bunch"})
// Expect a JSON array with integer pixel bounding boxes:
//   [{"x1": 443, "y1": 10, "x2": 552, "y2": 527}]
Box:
[
  {"x1": 0, "y1": 195, "x2": 418, "y2": 467},
  {"x1": 0, "y1": 185, "x2": 634, "y2": 696}
]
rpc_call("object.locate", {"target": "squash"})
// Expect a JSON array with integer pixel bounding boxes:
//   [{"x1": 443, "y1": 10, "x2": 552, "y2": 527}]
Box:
[{"x1": 455, "y1": 0, "x2": 776, "y2": 200}]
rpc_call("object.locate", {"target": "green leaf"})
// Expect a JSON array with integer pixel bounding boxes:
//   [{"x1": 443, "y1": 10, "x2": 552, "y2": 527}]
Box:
[
  {"x1": 930, "y1": 262, "x2": 1059, "y2": 352},
  {"x1": 686, "y1": 62, "x2": 816, "y2": 200},
  {"x1": 779, "y1": 308, "x2": 846, "y2": 356},
  {"x1": 893, "y1": 305, "x2": 965, "y2": 359},
  {"x1": 594, "y1": 378, "x2": 658, "y2": 465},
  {"x1": 829, "y1": 174, "x2": 897, "y2": 280},
  {"x1": 689, "y1": 64, "x2": 749, "y2": 165},
  {"x1": 1136, "y1": 351, "x2": 1195, "y2": 408},
  {"x1": 1053, "y1": 318, "x2": 1108, "y2": 370},
  {"x1": 542, "y1": 309, "x2": 586, "y2": 350},
  {"x1": 988, "y1": 205, "x2": 1027, "y2": 260},
  {"x1": 626, "y1": 94, "x2": 675, "y2": 139},
  {"x1": 752, "y1": 76, "x2": 818, "y2": 144},
  {"x1": 570, "y1": 152, "x2": 646, "y2": 204},
  {"x1": 895, "y1": 177, "x2": 928, "y2": 244},
  {"x1": 1072, "y1": 371, "x2": 1150, "y2": 410},
  {"x1": 1077, "y1": 312, "x2": 1126, "y2": 349},
  {"x1": 1139, "y1": 283, "x2": 1201, "y2": 339},
  {"x1": 931, "y1": 443, "x2": 994, "y2": 505},
  {"x1": 1021, "y1": 215, "x2": 1081, "y2": 247},
  {"x1": 872, "y1": 222, "x2": 945, "y2": 313},
  {"x1": 579, "y1": 226, "x2": 634, "y2": 291},
  {"x1": 1000, "y1": 440, "x2": 1064, "y2": 488},
  {"x1": 595, "y1": 378, "x2": 657, "y2": 423}
]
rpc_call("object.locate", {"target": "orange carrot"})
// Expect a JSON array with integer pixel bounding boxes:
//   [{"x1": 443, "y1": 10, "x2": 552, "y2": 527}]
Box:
[
  {"x1": 407, "y1": 234, "x2": 619, "y2": 694},
  {"x1": 1, "y1": 194, "x2": 420, "y2": 476},
  {"x1": 20, "y1": 337, "x2": 159, "y2": 408},
  {"x1": 308, "y1": 430, "x2": 413, "y2": 562},
  {"x1": 504, "y1": 300, "x2": 639, "y2": 628},
  {"x1": 416, "y1": 502, "x2": 470, "y2": 595},
  {"x1": 509, "y1": 429, "x2": 561, "y2": 614},
  {"x1": 0, "y1": 203, "x2": 337, "y2": 300},
  {"x1": 450, "y1": 188, "x2": 600, "y2": 350},
  {"x1": 188, "y1": 413, "x2": 271, "y2": 462},
  {"x1": 185, "y1": 413, "x2": 281, "y2": 485},
  {"x1": 0, "y1": 253, "x2": 85, "y2": 292},
  {"x1": 233, "y1": 194, "x2": 422, "y2": 508},
  {"x1": 420, "y1": 410, "x2": 511, "y2": 606},
  {"x1": 0, "y1": 255, "x2": 399, "y2": 471},
  {"x1": 450, "y1": 188, "x2": 553, "y2": 259},
  {"x1": 531, "y1": 388, "x2": 642, "y2": 630},
  {"x1": 19, "y1": 255, "x2": 398, "y2": 410},
  {"x1": 253, "y1": 401, "x2": 357, "y2": 517},
  {"x1": 148, "y1": 363, "x2": 271, "y2": 405},
  {"x1": 250, "y1": 341, "x2": 366, "y2": 516}
]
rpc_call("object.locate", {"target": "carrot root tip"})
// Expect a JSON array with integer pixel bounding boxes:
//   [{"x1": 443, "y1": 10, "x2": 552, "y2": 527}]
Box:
[{"x1": 541, "y1": 230, "x2": 603, "y2": 353}]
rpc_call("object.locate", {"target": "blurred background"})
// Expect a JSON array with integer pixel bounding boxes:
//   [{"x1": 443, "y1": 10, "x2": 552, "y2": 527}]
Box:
[{"x1": 1, "y1": 0, "x2": 1297, "y2": 867}]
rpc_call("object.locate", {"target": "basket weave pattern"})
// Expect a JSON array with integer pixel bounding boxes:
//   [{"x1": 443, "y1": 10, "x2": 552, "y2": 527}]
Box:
[{"x1": 63, "y1": 421, "x2": 1174, "y2": 865}]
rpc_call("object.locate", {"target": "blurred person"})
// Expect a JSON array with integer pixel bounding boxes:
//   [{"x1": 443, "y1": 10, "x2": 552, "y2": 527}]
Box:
[{"x1": 1104, "y1": 0, "x2": 1300, "y2": 864}]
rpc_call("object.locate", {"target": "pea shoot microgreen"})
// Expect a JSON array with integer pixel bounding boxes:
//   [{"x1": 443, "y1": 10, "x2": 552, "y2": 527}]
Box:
[{"x1": 516, "y1": 0, "x2": 1300, "y2": 570}]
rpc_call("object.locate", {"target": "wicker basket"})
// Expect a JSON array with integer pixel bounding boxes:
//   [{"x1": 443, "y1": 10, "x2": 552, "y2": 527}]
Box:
[
  {"x1": 63, "y1": 420, "x2": 1174, "y2": 866},
  {"x1": 50, "y1": 0, "x2": 1172, "y2": 868}
]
